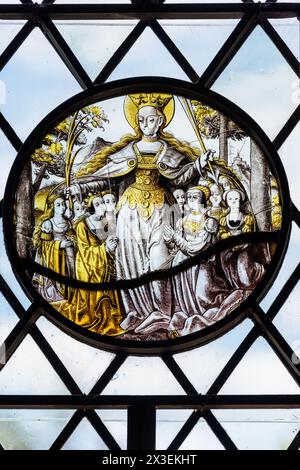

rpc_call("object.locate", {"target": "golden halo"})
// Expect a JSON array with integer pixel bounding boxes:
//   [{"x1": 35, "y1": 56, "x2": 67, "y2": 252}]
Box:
[{"x1": 123, "y1": 93, "x2": 175, "y2": 129}]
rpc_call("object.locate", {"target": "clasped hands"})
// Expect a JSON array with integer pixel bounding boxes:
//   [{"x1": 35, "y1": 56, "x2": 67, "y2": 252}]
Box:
[
  {"x1": 106, "y1": 236, "x2": 118, "y2": 253},
  {"x1": 163, "y1": 225, "x2": 175, "y2": 243},
  {"x1": 60, "y1": 238, "x2": 73, "y2": 249}
]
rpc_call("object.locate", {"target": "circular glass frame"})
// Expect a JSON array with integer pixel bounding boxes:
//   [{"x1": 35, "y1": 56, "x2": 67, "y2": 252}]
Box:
[{"x1": 3, "y1": 78, "x2": 291, "y2": 355}]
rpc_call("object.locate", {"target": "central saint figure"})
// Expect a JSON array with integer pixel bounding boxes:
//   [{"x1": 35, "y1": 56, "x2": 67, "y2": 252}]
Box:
[{"x1": 76, "y1": 93, "x2": 212, "y2": 334}]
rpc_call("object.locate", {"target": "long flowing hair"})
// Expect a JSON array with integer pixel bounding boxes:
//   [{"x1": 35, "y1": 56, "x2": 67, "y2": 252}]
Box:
[
  {"x1": 32, "y1": 193, "x2": 61, "y2": 250},
  {"x1": 76, "y1": 112, "x2": 200, "y2": 177}
]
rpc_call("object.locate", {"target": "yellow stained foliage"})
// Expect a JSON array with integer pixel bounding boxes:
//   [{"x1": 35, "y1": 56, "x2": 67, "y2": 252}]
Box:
[
  {"x1": 272, "y1": 194, "x2": 282, "y2": 230},
  {"x1": 191, "y1": 100, "x2": 216, "y2": 137},
  {"x1": 49, "y1": 142, "x2": 63, "y2": 154},
  {"x1": 32, "y1": 149, "x2": 55, "y2": 164}
]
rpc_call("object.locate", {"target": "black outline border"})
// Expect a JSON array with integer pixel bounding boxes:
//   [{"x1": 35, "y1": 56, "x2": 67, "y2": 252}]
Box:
[{"x1": 2, "y1": 77, "x2": 292, "y2": 355}]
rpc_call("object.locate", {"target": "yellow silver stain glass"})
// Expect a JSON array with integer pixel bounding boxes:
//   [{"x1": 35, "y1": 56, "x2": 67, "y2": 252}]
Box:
[{"x1": 15, "y1": 93, "x2": 282, "y2": 342}]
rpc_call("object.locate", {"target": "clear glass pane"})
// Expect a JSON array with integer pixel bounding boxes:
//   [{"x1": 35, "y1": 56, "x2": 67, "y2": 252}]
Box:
[
  {"x1": 270, "y1": 228, "x2": 299, "y2": 364},
  {"x1": 62, "y1": 417, "x2": 108, "y2": 450},
  {"x1": 0, "y1": 292, "x2": 19, "y2": 346},
  {"x1": 97, "y1": 410, "x2": 127, "y2": 450},
  {"x1": 0, "y1": 334, "x2": 70, "y2": 394},
  {"x1": 102, "y1": 356, "x2": 185, "y2": 395},
  {"x1": 269, "y1": 18, "x2": 299, "y2": 59},
  {"x1": 156, "y1": 410, "x2": 193, "y2": 450},
  {"x1": 109, "y1": 27, "x2": 189, "y2": 81},
  {"x1": 273, "y1": 280, "x2": 300, "y2": 363},
  {"x1": 0, "y1": 20, "x2": 25, "y2": 55},
  {"x1": 174, "y1": 319, "x2": 253, "y2": 393},
  {"x1": 13, "y1": 92, "x2": 282, "y2": 346},
  {"x1": 179, "y1": 417, "x2": 224, "y2": 450},
  {"x1": 55, "y1": 20, "x2": 138, "y2": 81},
  {"x1": 219, "y1": 336, "x2": 299, "y2": 395},
  {"x1": 37, "y1": 316, "x2": 115, "y2": 393},
  {"x1": 0, "y1": 220, "x2": 31, "y2": 309},
  {"x1": 213, "y1": 26, "x2": 298, "y2": 140},
  {"x1": 0, "y1": 0, "x2": 298, "y2": 454},
  {"x1": 0, "y1": 27, "x2": 81, "y2": 141},
  {"x1": 0, "y1": 409, "x2": 74, "y2": 450},
  {"x1": 213, "y1": 409, "x2": 300, "y2": 450},
  {"x1": 0, "y1": 129, "x2": 17, "y2": 200},
  {"x1": 278, "y1": 122, "x2": 300, "y2": 210},
  {"x1": 260, "y1": 223, "x2": 300, "y2": 312},
  {"x1": 159, "y1": 19, "x2": 238, "y2": 76}
]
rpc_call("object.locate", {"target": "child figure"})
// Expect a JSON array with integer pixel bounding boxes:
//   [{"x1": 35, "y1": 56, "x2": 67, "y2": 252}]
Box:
[
  {"x1": 165, "y1": 186, "x2": 217, "y2": 266},
  {"x1": 207, "y1": 183, "x2": 227, "y2": 222},
  {"x1": 102, "y1": 191, "x2": 117, "y2": 237}
]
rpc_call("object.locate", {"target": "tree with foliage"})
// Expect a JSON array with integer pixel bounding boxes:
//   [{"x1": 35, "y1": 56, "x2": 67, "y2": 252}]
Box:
[
  {"x1": 17, "y1": 106, "x2": 109, "y2": 260},
  {"x1": 191, "y1": 100, "x2": 246, "y2": 163},
  {"x1": 16, "y1": 160, "x2": 33, "y2": 259},
  {"x1": 190, "y1": 100, "x2": 271, "y2": 231},
  {"x1": 32, "y1": 105, "x2": 108, "y2": 194}
]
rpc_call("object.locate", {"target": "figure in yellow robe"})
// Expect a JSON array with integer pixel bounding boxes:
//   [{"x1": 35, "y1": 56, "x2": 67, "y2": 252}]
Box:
[
  {"x1": 65, "y1": 195, "x2": 125, "y2": 336},
  {"x1": 33, "y1": 194, "x2": 75, "y2": 303}
]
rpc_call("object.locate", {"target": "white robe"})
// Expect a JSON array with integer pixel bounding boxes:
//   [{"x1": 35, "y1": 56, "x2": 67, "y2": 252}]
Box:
[{"x1": 76, "y1": 140, "x2": 202, "y2": 333}]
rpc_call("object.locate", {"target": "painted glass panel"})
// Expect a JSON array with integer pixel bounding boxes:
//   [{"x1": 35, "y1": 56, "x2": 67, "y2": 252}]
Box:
[{"x1": 9, "y1": 91, "x2": 284, "y2": 348}]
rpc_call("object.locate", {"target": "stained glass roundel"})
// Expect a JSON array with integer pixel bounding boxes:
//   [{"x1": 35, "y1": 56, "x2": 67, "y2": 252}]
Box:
[{"x1": 4, "y1": 85, "x2": 289, "y2": 354}]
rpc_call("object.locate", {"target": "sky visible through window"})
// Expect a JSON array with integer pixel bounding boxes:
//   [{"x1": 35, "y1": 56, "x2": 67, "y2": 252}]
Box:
[{"x1": 0, "y1": 1, "x2": 299, "y2": 450}]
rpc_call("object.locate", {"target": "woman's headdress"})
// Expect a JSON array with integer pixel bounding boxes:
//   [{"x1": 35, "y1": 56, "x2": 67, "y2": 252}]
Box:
[{"x1": 187, "y1": 185, "x2": 211, "y2": 202}]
